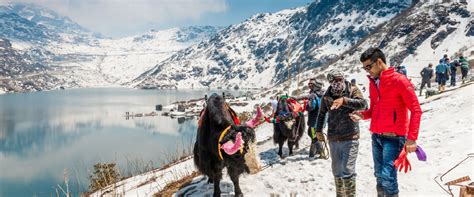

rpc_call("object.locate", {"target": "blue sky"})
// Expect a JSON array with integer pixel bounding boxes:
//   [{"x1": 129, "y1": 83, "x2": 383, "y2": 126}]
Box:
[
  {"x1": 1, "y1": 0, "x2": 313, "y2": 38},
  {"x1": 168, "y1": 0, "x2": 313, "y2": 31}
]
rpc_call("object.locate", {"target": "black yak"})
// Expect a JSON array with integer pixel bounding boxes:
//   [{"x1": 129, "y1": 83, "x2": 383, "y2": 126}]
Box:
[
  {"x1": 271, "y1": 96, "x2": 306, "y2": 158},
  {"x1": 193, "y1": 93, "x2": 261, "y2": 197}
]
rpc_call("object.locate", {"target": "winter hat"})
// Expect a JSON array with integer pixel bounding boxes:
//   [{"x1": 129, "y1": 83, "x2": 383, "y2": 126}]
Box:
[
  {"x1": 308, "y1": 79, "x2": 323, "y2": 90},
  {"x1": 327, "y1": 70, "x2": 346, "y2": 97},
  {"x1": 327, "y1": 70, "x2": 344, "y2": 83}
]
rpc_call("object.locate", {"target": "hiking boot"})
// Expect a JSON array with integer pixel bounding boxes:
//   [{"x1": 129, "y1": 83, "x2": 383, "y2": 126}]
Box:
[
  {"x1": 318, "y1": 144, "x2": 327, "y2": 159},
  {"x1": 309, "y1": 139, "x2": 319, "y2": 158},
  {"x1": 334, "y1": 177, "x2": 345, "y2": 197},
  {"x1": 343, "y1": 177, "x2": 356, "y2": 197},
  {"x1": 376, "y1": 185, "x2": 384, "y2": 197}
]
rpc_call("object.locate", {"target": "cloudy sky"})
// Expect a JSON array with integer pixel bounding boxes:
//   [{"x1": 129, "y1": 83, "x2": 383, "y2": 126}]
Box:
[{"x1": 0, "y1": 0, "x2": 312, "y2": 38}]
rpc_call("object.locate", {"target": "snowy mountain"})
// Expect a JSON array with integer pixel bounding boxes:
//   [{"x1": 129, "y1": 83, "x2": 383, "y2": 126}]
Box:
[
  {"x1": 0, "y1": 11, "x2": 55, "y2": 43},
  {"x1": 0, "y1": 3, "x2": 100, "y2": 44},
  {"x1": 0, "y1": 38, "x2": 64, "y2": 92},
  {"x1": 0, "y1": 3, "x2": 220, "y2": 93},
  {"x1": 45, "y1": 26, "x2": 221, "y2": 86},
  {"x1": 1, "y1": 0, "x2": 472, "y2": 94},
  {"x1": 132, "y1": 0, "x2": 413, "y2": 89},
  {"x1": 4, "y1": 3, "x2": 93, "y2": 34}
]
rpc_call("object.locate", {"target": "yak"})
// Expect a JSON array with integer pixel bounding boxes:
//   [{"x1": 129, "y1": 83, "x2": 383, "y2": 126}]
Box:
[
  {"x1": 193, "y1": 93, "x2": 261, "y2": 197},
  {"x1": 271, "y1": 96, "x2": 305, "y2": 158}
]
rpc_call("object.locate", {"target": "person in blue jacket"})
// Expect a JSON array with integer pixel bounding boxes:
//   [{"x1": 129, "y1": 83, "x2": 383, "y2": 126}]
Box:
[{"x1": 435, "y1": 59, "x2": 449, "y2": 92}]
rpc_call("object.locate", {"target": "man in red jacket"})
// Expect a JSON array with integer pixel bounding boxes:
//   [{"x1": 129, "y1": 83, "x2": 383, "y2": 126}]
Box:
[{"x1": 351, "y1": 48, "x2": 422, "y2": 197}]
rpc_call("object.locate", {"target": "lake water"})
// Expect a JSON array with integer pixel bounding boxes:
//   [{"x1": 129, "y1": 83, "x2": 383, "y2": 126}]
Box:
[{"x1": 0, "y1": 88, "x2": 247, "y2": 196}]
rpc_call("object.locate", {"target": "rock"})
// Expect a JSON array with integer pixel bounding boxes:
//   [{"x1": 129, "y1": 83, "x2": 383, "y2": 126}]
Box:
[{"x1": 177, "y1": 104, "x2": 186, "y2": 112}]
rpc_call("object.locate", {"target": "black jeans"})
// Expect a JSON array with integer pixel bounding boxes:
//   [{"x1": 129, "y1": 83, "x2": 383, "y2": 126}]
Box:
[{"x1": 420, "y1": 79, "x2": 431, "y2": 95}]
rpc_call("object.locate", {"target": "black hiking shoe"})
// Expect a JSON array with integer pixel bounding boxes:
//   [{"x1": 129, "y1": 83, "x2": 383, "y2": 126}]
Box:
[{"x1": 309, "y1": 139, "x2": 323, "y2": 158}]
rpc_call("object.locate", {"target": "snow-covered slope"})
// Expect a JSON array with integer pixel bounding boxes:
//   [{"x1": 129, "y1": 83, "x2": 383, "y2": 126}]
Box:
[
  {"x1": 250, "y1": 0, "x2": 473, "y2": 102},
  {"x1": 95, "y1": 26, "x2": 221, "y2": 84},
  {"x1": 184, "y1": 83, "x2": 474, "y2": 196},
  {"x1": 133, "y1": 0, "x2": 413, "y2": 89},
  {"x1": 41, "y1": 26, "x2": 221, "y2": 86}
]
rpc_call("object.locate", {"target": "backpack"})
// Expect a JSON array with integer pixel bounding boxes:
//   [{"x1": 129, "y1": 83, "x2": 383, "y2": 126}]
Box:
[
  {"x1": 436, "y1": 64, "x2": 447, "y2": 74},
  {"x1": 306, "y1": 93, "x2": 321, "y2": 112}
]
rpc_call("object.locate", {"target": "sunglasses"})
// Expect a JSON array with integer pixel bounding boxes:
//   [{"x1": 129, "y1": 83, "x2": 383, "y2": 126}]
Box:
[{"x1": 363, "y1": 61, "x2": 376, "y2": 71}]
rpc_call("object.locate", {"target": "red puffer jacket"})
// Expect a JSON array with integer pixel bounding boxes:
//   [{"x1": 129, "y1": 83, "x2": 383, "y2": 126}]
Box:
[{"x1": 361, "y1": 68, "x2": 422, "y2": 141}]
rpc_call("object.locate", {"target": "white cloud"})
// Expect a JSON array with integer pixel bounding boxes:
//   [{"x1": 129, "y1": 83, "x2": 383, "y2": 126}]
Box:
[{"x1": 0, "y1": 0, "x2": 228, "y2": 37}]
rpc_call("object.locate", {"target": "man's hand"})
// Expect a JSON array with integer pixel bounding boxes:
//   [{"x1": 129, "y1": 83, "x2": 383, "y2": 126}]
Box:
[
  {"x1": 349, "y1": 112, "x2": 363, "y2": 122},
  {"x1": 405, "y1": 140, "x2": 417, "y2": 153},
  {"x1": 316, "y1": 132, "x2": 324, "y2": 141},
  {"x1": 330, "y1": 98, "x2": 345, "y2": 110}
]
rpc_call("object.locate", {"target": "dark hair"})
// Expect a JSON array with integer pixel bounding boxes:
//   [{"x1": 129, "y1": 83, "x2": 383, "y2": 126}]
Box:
[{"x1": 360, "y1": 47, "x2": 386, "y2": 64}]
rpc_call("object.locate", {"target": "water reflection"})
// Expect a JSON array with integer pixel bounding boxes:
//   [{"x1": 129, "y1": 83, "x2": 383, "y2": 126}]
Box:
[{"x1": 0, "y1": 88, "x2": 245, "y2": 196}]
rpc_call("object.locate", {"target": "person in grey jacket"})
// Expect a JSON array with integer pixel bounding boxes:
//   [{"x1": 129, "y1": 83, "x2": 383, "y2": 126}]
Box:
[{"x1": 419, "y1": 63, "x2": 434, "y2": 96}]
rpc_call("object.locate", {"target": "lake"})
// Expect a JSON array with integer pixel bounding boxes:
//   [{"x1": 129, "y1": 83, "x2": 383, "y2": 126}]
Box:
[{"x1": 0, "y1": 88, "x2": 247, "y2": 196}]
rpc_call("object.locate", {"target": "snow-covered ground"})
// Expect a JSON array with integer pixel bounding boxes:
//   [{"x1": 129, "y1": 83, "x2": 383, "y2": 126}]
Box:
[{"x1": 92, "y1": 82, "x2": 474, "y2": 196}]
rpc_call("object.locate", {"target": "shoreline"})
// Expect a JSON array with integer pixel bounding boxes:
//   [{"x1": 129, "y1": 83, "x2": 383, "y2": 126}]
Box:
[{"x1": 0, "y1": 85, "x2": 264, "y2": 96}]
